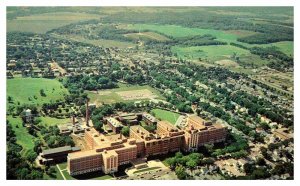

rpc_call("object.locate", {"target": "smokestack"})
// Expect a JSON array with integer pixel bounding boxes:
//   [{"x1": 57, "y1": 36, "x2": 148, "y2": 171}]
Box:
[
  {"x1": 72, "y1": 115, "x2": 75, "y2": 125},
  {"x1": 86, "y1": 99, "x2": 89, "y2": 126}
]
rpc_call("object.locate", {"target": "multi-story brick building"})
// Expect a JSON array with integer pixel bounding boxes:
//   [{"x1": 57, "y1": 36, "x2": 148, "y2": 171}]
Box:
[
  {"x1": 67, "y1": 115, "x2": 227, "y2": 176},
  {"x1": 184, "y1": 115, "x2": 227, "y2": 151}
]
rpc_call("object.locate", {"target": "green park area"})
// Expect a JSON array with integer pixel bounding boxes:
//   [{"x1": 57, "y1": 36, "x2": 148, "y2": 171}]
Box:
[
  {"x1": 87, "y1": 83, "x2": 165, "y2": 105},
  {"x1": 7, "y1": 77, "x2": 69, "y2": 106},
  {"x1": 151, "y1": 108, "x2": 180, "y2": 124}
]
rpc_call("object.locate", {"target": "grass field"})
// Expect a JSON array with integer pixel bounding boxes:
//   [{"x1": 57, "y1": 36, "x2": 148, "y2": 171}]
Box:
[
  {"x1": 50, "y1": 33, "x2": 135, "y2": 49},
  {"x1": 151, "y1": 109, "x2": 180, "y2": 124},
  {"x1": 7, "y1": 12, "x2": 101, "y2": 33},
  {"x1": 7, "y1": 78, "x2": 69, "y2": 106},
  {"x1": 87, "y1": 83, "x2": 165, "y2": 105},
  {"x1": 122, "y1": 24, "x2": 293, "y2": 57},
  {"x1": 124, "y1": 32, "x2": 170, "y2": 41},
  {"x1": 122, "y1": 24, "x2": 237, "y2": 41},
  {"x1": 38, "y1": 116, "x2": 70, "y2": 126},
  {"x1": 171, "y1": 45, "x2": 250, "y2": 62},
  {"x1": 7, "y1": 115, "x2": 35, "y2": 153}
]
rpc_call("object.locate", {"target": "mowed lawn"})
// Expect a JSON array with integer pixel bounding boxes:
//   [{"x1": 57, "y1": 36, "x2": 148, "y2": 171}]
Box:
[
  {"x1": 7, "y1": 115, "x2": 35, "y2": 153},
  {"x1": 7, "y1": 78, "x2": 69, "y2": 106},
  {"x1": 151, "y1": 109, "x2": 180, "y2": 124},
  {"x1": 7, "y1": 12, "x2": 101, "y2": 33},
  {"x1": 87, "y1": 83, "x2": 165, "y2": 105},
  {"x1": 38, "y1": 116, "x2": 70, "y2": 126}
]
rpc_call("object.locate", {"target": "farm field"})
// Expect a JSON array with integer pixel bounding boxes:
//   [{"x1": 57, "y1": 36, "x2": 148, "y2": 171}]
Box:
[
  {"x1": 7, "y1": 115, "x2": 35, "y2": 154},
  {"x1": 151, "y1": 109, "x2": 180, "y2": 124},
  {"x1": 7, "y1": 12, "x2": 101, "y2": 33},
  {"x1": 7, "y1": 78, "x2": 69, "y2": 106},
  {"x1": 87, "y1": 83, "x2": 165, "y2": 105}
]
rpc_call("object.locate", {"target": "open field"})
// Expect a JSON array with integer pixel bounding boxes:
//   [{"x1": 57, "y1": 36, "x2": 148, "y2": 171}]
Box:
[
  {"x1": 171, "y1": 45, "x2": 250, "y2": 62},
  {"x1": 121, "y1": 24, "x2": 293, "y2": 56},
  {"x1": 50, "y1": 33, "x2": 134, "y2": 49},
  {"x1": 7, "y1": 12, "x2": 101, "y2": 33},
  {"x1": 7, "y1": 115, "x2": 35, "y2": 153},
  {"x1": 87, "y1": 83, "x2": 165, "y2": 105},
  {"x1": 124, "y1": 32, "x2": 170, "y2": 41},
  {"x1": 151, "y1": 109, "x2": 180, "y2": 124},
  {"x1": 7, "y1": 78, "x2": 69, "y2": 106},
  {"x1": 38, "y1": 116, "x2": 70, "y2": 126},
  {"x1": 121, "y1": 24, "x2": 237, "y2": 41}
]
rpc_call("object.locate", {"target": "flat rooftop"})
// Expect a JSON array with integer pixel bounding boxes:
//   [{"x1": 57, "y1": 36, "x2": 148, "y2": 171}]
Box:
[{"x1": 107, "y1": 117, "x2": 123, "y2": 127}]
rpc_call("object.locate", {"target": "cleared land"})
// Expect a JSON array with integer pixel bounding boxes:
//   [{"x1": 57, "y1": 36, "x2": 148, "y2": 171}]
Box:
[
  {"x1": 151, "y1": 109, "x2": 180, "y2": 124},
  {"x1": 87, "y1": 83, "x2": 165, "y2": 105},
  {"x1": 7, "y1": 12, "x2": 101, "y2": 33},
  {"x1": 7, "y1": 78, "x2": 69, "y2": 106}
]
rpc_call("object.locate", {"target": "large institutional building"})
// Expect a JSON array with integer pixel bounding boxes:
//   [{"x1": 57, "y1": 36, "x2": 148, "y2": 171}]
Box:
[{"x1": 67, "y1": 114, "x2": 227, "y2": 176}]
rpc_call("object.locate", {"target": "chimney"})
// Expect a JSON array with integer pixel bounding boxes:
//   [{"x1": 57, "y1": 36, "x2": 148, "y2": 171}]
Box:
[
  {"x1": 86, "y1": 99, "x2": 89, "y2": 126},
  {"x1": 72, "y1": 115, "x2": 75, "y2": 125}
]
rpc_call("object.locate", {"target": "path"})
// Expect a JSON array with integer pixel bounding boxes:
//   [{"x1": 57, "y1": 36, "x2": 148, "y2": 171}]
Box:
[{"x1": 56, "y1": 164, "x2": 66, "y2": 180}]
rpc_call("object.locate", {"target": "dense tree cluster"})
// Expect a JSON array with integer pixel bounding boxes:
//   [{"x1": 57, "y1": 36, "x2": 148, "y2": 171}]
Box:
[{"x1": 7, "y1": 121, "x2": 44, "y2": 180}]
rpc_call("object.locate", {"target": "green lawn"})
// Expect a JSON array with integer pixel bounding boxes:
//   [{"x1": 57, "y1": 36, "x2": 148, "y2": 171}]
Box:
[
  {"x1": 151, "y1": 109, "x2": 180, "y2": 124},
  {"x1": 7, "y1": 115, "x2": 35, "y2": 153},
  {"x1": 7, "y1": 78, "x2": 69, "y2": 106},
  {"x1": 87, "y1": 83, "x2": 165, "y2": 105},
  {"x1": 38, "y1": 116, "x2": 70, "y2": 126}
]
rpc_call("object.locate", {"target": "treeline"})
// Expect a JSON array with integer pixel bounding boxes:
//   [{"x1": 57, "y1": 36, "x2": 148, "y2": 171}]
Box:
[
  {"x1": 63, "y1": 74, "x2": 118, "y2": 94},
  {"x1": 250, "y1": 46, "x2": 293, "y2": 70},
  {"x1": 237, "y1": 32, "x2": 293, "y2": 44},
  {"x1": 166, "y1": 34, "x2": 227, "y2": 47},
  {"x1": 101, "y1": 8, "x2": 293, "y2": 44}
]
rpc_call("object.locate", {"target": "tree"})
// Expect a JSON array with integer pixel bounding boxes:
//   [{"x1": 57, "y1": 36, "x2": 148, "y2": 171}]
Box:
[
  {"x1": 8, "y1": 96, "x2": 13, "y2": 103},
  {"x1": 186, "y1": 159, "x2": 197, "y2": 170},
  {"x1": 121, "y1": 126, "x2": 130, "y2": 137},
  {"x1": 25, "y1": 150, "x2": 37, "y2": 164},
  {"x1": 175, "y1": 165, "x2": 188, "y2": 180},
  {"x1": 47, "y1": 167, "x2": 57, "y2": 178},
  {"x1": 40, "y1": 89, "x2": 46, "y2": 97},
  {"x1": 243, "y1": 163, "x2": 253, "y2": 175}
]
